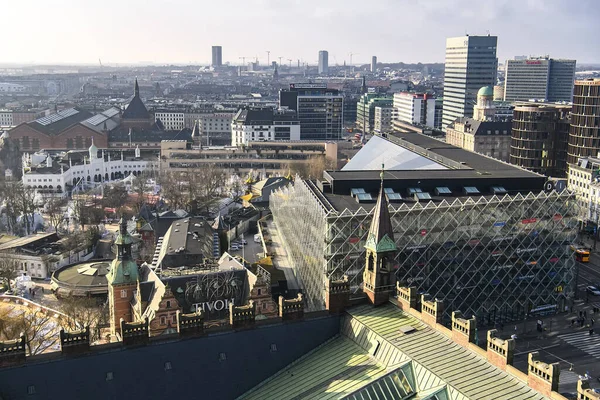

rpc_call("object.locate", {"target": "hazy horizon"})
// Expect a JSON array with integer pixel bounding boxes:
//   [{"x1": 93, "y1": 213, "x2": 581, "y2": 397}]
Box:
[{"x1": 4, "y1": 0, "x2": 598, "y2": 65}]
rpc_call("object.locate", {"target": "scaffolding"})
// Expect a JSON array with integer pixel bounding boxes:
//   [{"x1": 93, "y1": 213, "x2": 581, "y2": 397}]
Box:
[{"x1": 271, "y1": 179, "x2": 579, "y2": 324}]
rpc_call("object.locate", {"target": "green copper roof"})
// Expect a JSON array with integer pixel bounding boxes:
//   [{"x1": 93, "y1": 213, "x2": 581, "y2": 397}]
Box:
[
  {"x1": 106, "y1": 259, "x2": 139, "y2": 286},
  {"x1": 478, "y1": 86, "x2": 494, "y2": 97},
  {"x1": 364, "y1": 232, "x2": 397, "y2": 253}
]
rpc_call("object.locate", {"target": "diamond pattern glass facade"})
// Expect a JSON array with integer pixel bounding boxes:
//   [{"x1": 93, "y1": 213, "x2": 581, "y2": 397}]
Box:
[{"x1": 271, "y1": 179, "x2": 579, "y2": 325}]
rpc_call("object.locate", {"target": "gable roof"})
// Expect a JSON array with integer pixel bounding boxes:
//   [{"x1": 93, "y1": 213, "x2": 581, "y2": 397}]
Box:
[
  {"x1": 122, "y1": 79, "x2": 150, "y2": 120},
  {"x1": 26, "y1": 107, "x2": 94, "y2": 136}
]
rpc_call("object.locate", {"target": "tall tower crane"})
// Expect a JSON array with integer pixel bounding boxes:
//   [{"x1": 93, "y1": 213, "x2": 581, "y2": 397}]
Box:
[{"x1": 348, "y1": 52, "x2": 359, "y2": 66}]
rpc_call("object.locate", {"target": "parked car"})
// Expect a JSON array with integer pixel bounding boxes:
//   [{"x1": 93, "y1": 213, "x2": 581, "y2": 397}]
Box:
[
  {"x1": 586, "y1": 286, "x2": 600, "y2": 296},
  {"x1": 240, "y1": 239, "x2": 248, "y2": 245},
  {"x1": 254, "y1": 234, "x2": 261, "y2": 243},
  {"x1": 230, "y1": 244, "x2": 240, "y2": 251}
]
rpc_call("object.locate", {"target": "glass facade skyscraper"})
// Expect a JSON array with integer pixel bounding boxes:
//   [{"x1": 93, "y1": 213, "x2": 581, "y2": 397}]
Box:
[{"x1": 442, "y1": 35, "x2": 498, "y2": 130}]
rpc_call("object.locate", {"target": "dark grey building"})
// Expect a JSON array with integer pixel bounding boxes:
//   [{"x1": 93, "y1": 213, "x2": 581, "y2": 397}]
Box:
[
  {"x1": 211, "y1": 46, "x2": 223, "y2": 67},
  {"x1": 279, "y1": 83, "x2": 343, "y2": 140},
  {"x1": 318, "y1": 50, "x2": 329, "y2": 75},
  {"x1": 442, "y1": 35, "x2": 498, "y2": 130}
]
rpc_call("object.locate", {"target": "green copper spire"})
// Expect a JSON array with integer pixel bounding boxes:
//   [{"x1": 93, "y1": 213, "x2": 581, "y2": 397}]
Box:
[
  {"x1": 365, "y1": 164, "x2": 397, "y2": 253},
  {"x1": 107, "y1": 217, "x2": 139, "y2": 285}
]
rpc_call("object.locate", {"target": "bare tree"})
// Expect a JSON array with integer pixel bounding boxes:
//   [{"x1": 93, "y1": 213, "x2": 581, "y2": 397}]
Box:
[
  {"x1": 45, "y1": 197, "x2": 67, "y2": 233},
  {"x1": 0, "y1": 307, "x2": 60, "y2": 355},
  {"x1": 59, "y1": 296, "x2": 108, "y2": 343},
  {"x1": 102, "y1": 184, "x2": 128, "y2": 209},
  {"x1": 0, "y1": 181, "x2": 37, "y2": 235},
  {"x1": 158, "y1": 171, "x2": 187, "y2": 210},
  {"x1": 0, "y1": 257, "x2": 19, "y2": 292},
  {"x1": 72, "y1": 196, "x2": 104, "y2": 231},
  {"x1": 187, "y1": 165, "x2": 226, "y2": 213},
  {"x1": 289, "y1": 156, "x2": 335, "y2": 180}
]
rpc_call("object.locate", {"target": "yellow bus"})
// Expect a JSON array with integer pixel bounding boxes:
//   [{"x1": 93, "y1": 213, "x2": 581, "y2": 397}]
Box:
[{"x1": 575, "y1": 248, "x2": 590, "y2": 263}]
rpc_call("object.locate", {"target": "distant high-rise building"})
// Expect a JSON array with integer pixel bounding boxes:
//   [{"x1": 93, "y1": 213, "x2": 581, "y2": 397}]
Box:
[
  {"x1": 211, "y1": 46, "x2": 223, "y2": 67},
  {"x1": 510, "y1": 102, "x2": 571, "y2": 177},
  {"x1": 318, "y1": 50, "x2": 329, "y2": 75},
  {"x1": 567, "y1": 79, "x2": 600, "y2": 165},
  {"x1": 279, "y1": 83, "x2": 343, "y2": 140},
  {"x1": 503, "y1": 57, "x2": 576, "y2": 102},
  {"x1": 442, "y1": 35, "x2": 498, "y2": 130},
  {"x1": 371, "y1": 56, "x2": 377, "y2": 72}
]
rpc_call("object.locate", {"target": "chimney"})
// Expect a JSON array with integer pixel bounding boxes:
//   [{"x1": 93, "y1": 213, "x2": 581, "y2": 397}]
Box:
[
  {"x1": 176, "y1": 310, "x2": 205, "y2": 337},
  {"x1": 451, "y1": 311, "x2": 476, "y2": 347},
  {"x1": 229, "y1": 301, "x2": 255, "y2": 330},
  {"x1": 120, "y1": 318, "x2": 149, "y2": 346},
  {"x1": 421, "y1": 294, "x2": 443, "y2": 326},
  {"x1": 325, "y1": 276, "x2": 350, "y2": 314},
  {"x1": 60, "y1": 327, "x2": 90, "y2": 355},
  {"x1": 396, "y1": 284, "x2": 416, "y2": 311},
  {"x1": 578, "y1": 379, "x2": 600, "y2": 400},
  {"x1": 527, "y1": 352, "x2": 560, "y2": 397},
  {"x1": 278, "y1": 294, "x2": 304, "y2": 321},
  {"x1": 486, "y1": 329, "x2": 515, "y2": 370},
  {"x1": 0, "y1": 335, "x2": 26, "y2": 368}
]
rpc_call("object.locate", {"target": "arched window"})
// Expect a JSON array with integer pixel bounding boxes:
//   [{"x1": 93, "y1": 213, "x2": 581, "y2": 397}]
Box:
[{"x1": 367, "y1": 253, "x2": 374, "y2": 272}]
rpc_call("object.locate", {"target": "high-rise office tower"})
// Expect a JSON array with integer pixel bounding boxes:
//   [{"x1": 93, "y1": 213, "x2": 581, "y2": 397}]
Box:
[
  {"x1": 441, "y1": 35, "x2": 498, "y2": 130},
  {"x1": 503, "y1": 56, "x2": 576, "y2": 102},
  {"x1": 211, "y1": 46, "x2": 223, "y2": 67},
  {"x1": 371, "y1": 56, "x2": 377, "y2": 72},
  {"x1": 567, "y1": 79, "x2": 600, "y2": 165},
  {"x1": 279, "y1": 83, "x2": 343, "y2": 140},
  {"x1": 318, "y1": 50, "x2": 329, "y2": 75}
]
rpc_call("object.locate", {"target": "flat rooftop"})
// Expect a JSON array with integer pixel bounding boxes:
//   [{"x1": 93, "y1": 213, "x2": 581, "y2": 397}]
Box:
[{"x1": 317, "y1": 133, "x2": 548, "y2": 212}]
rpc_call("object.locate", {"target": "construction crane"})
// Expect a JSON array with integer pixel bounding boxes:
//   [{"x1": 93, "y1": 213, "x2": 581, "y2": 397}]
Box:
[
  {"x1": 98, "y1": 58, "x2": 102, "y2": 70},
  {"x1": 239, "y1": 56, "x2": 248, "y2": 65},
  {"x1": 348, "y1": 52, "x2": 359, "y2": 66},
  {"x1": 287, "y1": 59, "x2": 292, "y2": 68},
  {"x1": 266, "y1": 51, "x2": 271, "y2": 65}
]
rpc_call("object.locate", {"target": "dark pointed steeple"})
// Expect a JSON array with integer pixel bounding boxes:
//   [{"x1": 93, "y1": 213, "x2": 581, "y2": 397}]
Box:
[
  {"x1": 363, "y1": 164, "x2": 396, "y2": 306},
  {"x1": 365, "y1": 164, "x2": 396, "y2": 253},
  {"x1": 134, "y1": 78, "x2": 140, "y2": 97},
  {"x1": 361, "y1": 75, "x2": 367, "y2": 94}
]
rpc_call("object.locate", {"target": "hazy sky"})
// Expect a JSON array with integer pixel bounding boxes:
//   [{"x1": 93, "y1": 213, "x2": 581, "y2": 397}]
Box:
[{"x1": 4, "y1": 0, "x2": 598, "y2": 65}]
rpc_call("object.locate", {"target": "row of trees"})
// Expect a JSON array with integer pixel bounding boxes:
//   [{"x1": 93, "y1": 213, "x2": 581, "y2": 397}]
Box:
[
  {"x1": 158, "y1": 165, "x2": 226, "y2": 212},
  {"x1": 0, "y1": 295, "x2": 108, "y2": 355}
]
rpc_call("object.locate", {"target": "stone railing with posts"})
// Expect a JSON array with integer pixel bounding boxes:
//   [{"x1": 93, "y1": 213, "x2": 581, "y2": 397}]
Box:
[
  {"x1": 177, "y1": 310, "x2": 205, "y2": 337},
  {"x1": 486, "y1": 329, "x2": 515, "y2": 370},
  {"x1": 325, "y1": 276, "x2": 350, "y2": 314},
  {"x1": 229, "y1": 300, "x2": 256, "y2": 329},
  {"x1": 120, "y1": 318, "x2": 149, "y2": 346},
  {"x1": 0, "y1": 334, "x2": 26, "y2": 368},
  {"x1": 451, "y1": 311, "x2": 476, "y2": 347},
  {"x1": 60, "y1": 327, "x2": 90, "y2": 355},
  {"x1": 279, "y1": 294, "x2": 304, "y2": 321}
]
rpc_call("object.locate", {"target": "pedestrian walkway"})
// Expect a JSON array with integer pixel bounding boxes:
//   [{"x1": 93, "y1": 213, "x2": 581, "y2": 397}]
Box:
[
  {"x1": 560, "y1": 370, "x2": 583, "y2": 387},
  {"x1": 558, "y1": 331, "x2": 600, "y2": 359}
]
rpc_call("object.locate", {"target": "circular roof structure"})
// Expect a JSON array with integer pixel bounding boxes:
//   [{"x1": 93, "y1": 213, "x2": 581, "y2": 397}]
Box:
[
  {"x1": 478, "y1": 86, "x2": 494, "y2": 97},
  {"x1": 51, "y1": 260, "x2": 111, "y2": 297}
]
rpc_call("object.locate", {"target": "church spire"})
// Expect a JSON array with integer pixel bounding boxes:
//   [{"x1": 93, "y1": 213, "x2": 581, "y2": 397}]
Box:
[
  {"x1": 363, "y1": 163, "x2": 397, "y2": 306},
  {"x1": 365, "y1": 164, "x2": 396, "y2": 252},
  {"x1": 134, "y1": 78, "x2": 140, "y2": 97}
]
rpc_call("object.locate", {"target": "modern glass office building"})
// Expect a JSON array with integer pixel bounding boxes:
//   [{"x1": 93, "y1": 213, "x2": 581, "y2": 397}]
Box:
[{"x1": 271, "y1": 133, "x2": 579, "y2": 325}]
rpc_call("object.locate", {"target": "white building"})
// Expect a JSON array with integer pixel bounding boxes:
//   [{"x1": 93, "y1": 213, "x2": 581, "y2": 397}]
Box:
[
  {"x1": 231, "y1": 108, "x2": 300, "y2": 146},
  {"x1": 393, "y1": 92, "x2": 436, "y2": 127},
  {"x1": 567, "y1": 156, "x2": 600, "y2": 221},
  {"x1": 22, "y1": 142, "x2": 157, "y2": 194},
  {"x1": 198, "y1": 112, "x2": 235, "y2": 145},
  {"x1": 374, "y1": 106, "x2": 393, "y2": 134},
  {"x1": 154, "y1": 111, "x2": 185, "y2": 130},
  {"x1": 0, "y1": 232, "x2": 93, "y2": 279},
  {"x1": 0, "y1": 82, "x2": 26, "y2": 93}
]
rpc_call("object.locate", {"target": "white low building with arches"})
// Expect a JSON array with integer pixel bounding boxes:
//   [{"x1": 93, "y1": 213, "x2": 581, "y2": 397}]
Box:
[{"x1": 22, "y1": 142, "x2": 157, "y2": 195}]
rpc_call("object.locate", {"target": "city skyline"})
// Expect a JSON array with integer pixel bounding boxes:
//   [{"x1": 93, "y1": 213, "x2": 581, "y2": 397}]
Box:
[{"x1": 2, "y1": 0, "x2": 598, "y2": 65}]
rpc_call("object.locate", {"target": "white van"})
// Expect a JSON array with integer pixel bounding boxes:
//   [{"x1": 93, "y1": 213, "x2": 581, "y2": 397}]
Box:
[{"x1": 254, "y1": 234, "x2": 261, "y2": 243}]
